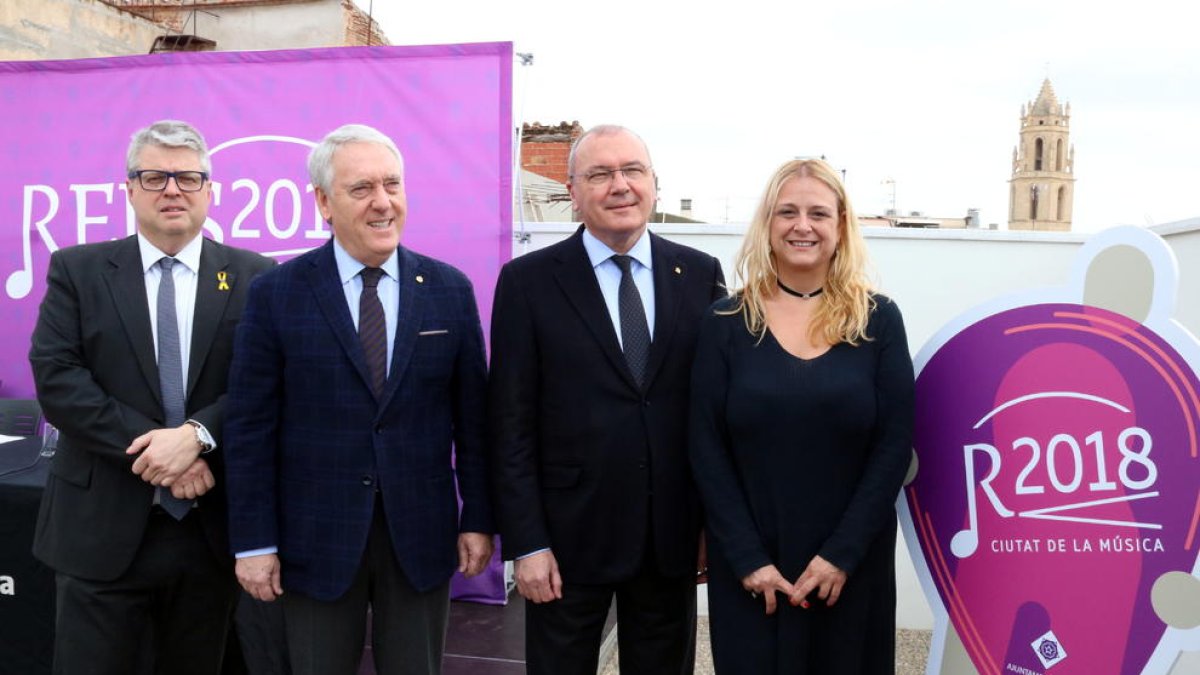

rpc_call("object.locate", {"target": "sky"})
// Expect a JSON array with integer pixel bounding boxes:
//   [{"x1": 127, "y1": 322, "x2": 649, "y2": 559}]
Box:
[{"x1": 372, "y1": 0, "x2": 1199, "y2": 232}]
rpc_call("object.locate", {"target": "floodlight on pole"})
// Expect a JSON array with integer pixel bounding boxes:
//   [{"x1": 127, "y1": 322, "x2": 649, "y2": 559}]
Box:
[{"x1": 513, "y1": 51, "x2": 536, "y2": 246}]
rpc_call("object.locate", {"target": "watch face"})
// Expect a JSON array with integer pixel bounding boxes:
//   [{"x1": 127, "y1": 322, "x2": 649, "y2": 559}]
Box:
[{"x1": 188, "y1": 422, "x2": 212, "y2": 451}]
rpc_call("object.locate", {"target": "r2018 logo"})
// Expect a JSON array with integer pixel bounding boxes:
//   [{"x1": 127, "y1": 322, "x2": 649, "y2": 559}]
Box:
[{"x1": 902, "y1": 227, "x2": 1200, "y2": 675}]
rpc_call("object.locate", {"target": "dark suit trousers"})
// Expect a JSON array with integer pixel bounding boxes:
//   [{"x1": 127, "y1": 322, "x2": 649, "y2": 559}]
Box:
[
  {"x1": 231, "y1": 591, "x2": 292, "y2": 675},
  {"x1": 525, "y1": 546, "x2": 697, "y2": 675},
  {"x1": 53, "y1": 509, "x2": 238, "y2": 675},
  {"x1": 282, "y1": 494, "x2": 450, "y2": 675}
]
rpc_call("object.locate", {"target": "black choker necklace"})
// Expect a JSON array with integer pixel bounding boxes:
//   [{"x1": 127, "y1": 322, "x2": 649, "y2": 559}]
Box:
[{"x1": 777, "y1": 279, "x2": 824, "y2": 299}]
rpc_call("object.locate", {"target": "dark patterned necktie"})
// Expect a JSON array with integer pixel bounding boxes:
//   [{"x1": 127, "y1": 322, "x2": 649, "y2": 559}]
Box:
[
  {"x1": 155, "y1": 257, "x2": 193, "y2": 520},
  {"x1": 359, "y1": 267, "x2": 388, "y2": 396},
  {"x1": 612, "y1": 255, "x2": 651, "y2": 387}
]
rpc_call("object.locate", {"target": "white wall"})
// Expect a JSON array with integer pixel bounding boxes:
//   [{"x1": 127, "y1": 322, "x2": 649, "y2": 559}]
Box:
[
  {"x1": 0, "y1": 0, "x2": 162, "y2": 60},
  {"x1": 1154, "y1": 219, "x2": 1200, "y2": 338},
  {"x1": 190, "y1": 0, "x2": 344, "y2": 51},
  {"x1": 509, "y1": 221, "x2": 1200, "y2": 630},
  {"x1": 0, "y1": 0, "x2": 346, "y2": 62}
]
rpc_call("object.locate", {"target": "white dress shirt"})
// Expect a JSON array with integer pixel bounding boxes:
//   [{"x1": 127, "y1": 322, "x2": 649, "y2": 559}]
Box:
[{"x1": 138, "y1": 233, "x2": 202, "y2": 386}]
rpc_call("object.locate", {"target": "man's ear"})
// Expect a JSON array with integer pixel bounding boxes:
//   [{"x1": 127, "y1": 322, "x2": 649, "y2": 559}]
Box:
[{"x1": 314, "y1": 187, "x2": 332, "y2": 223}]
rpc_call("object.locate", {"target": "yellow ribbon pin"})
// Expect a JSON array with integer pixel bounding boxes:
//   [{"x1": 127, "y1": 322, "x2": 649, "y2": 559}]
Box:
[{"x1": 217, "y1": 271, "x2": 230, "y2": 291}]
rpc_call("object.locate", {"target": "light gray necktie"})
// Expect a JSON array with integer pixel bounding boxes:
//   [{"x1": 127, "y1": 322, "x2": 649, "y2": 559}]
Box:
[
  {"x1": 612, "y1": 255, "x2": 651, "y2": 387},
  {"x1": 156, "y1": 257, "x2": 192, "y2": 520}
]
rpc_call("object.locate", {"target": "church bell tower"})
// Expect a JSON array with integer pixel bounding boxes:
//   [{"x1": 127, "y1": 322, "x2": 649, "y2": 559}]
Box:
[{"x1": 1009, "y1": 79, "x2": 1075, "y2": 231}]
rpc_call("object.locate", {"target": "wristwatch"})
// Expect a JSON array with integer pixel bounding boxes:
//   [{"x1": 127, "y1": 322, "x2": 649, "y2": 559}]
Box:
[{"x1": 186, "y1": 419, "x2": 215, "y2": 453}]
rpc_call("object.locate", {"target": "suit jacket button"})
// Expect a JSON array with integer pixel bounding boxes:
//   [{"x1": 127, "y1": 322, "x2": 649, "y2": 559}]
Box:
[
  {"x1": 362, "y1": 476, "x2": 374, "y2": 486},
  {"x1": 374, "y1": 425, "x2": 383, "y2": 434}
]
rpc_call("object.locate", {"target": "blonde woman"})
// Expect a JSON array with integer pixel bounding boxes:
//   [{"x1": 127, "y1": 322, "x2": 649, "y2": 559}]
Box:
[{"x1": 689, "y1": 159, "x2": 914, "y2": 673}]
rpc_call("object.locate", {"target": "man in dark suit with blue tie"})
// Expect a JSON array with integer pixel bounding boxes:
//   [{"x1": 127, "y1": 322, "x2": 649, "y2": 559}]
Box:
[
  {"x1": 488, "y1": 125, "x2": 726, "y2": 674},
  {"x1": 224, "y1": 124, "x2": 493, "y2": 675},
  {"x1": 29, "y1": 120, "x2": 275, "y2": 674}
]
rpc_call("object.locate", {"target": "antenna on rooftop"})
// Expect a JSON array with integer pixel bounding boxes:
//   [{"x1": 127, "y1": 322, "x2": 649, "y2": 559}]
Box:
[{"x1": 367, "y1": 1, "x2": 374, "y2": 46}]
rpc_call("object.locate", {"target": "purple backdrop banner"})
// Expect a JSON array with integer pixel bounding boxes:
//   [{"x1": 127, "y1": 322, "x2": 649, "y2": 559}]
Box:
[
  {"x1": 0, "y1": 43, "x2": 513, "y2": 603},
  {"x1": 0, "y1": 42, "x2": 512, "y2": 395}
]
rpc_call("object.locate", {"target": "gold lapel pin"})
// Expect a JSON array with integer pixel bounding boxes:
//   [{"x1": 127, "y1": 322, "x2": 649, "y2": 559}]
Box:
[
  {"x1": 674, "y1": 266, "x2": 682, "y2": 275},
  {"x1": 415, "y1": 275, "x2": 424, "y2": 284},
  {"x1": 217, "y1": 271, "x2": 230, "y2": 291}
]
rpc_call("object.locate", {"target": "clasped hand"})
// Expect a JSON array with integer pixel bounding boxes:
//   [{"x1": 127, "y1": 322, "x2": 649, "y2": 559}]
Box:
[
  {"x1": 126, "y1": 424, "x2": 213, "y2": 498},
  {"x1": 742, "y1": 555, "x2": 847, "y2": 614}
]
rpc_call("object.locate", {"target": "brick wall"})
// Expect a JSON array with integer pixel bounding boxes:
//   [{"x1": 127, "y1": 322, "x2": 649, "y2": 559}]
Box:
[
  {"x1": 522, "y1": 142, "x2": 571, "y2": 183},
  {"x1": 341, "y1": 0, "x2": 388, "y2": 46},
  {"x1": 95, "y1": 0, "x2": 390, "y2": 46},
  {"x1": 521, "y1": 121, "x2": 583, "y2": 184}
]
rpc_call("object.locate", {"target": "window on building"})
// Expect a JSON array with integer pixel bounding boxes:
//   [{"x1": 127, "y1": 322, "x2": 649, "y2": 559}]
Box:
[{"x1": 1034, "y1": 138, "x2": 1044, "y2": 171}]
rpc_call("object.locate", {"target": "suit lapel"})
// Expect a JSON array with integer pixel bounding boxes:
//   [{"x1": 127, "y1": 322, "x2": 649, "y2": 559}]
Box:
[
  {"x1": 305, "y1": 241, "x2": 376, "y2": 397},
  {"x1": 644, "y1": 233, "x2": 683, "y2": 387},
  {"x1": 553, "y1": 229, "x2": 638, "y2": 390},
  {"x1": 104, "y1": 236, "x2": 160, "y2": 407},
  {"x1": 187, "y1": 239, "x2": 232, "y2": 397},
  {"x1": 379, "y1": 247, "x2": 422, "y2": 410}
]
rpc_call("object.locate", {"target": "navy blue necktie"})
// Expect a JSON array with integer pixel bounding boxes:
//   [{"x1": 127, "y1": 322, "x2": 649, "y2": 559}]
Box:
[
  {"x1": 156, "y1": 257, "x2": 192, "y2": 520},
  {"x1": 359, "y1": 267, "x2": 388, "y2": 396},
  {"x1": 612, "y1": 255, "x2": 651, "y2": 387}
]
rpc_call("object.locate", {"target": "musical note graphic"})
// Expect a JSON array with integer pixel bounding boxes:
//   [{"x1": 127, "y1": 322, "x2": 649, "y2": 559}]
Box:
[
  {"x1": 951, "y1": 443, "x2": 1014, "y2": 558},
  {"x1": 6, "y1": 185, "x2": 60, "y2": 300}
]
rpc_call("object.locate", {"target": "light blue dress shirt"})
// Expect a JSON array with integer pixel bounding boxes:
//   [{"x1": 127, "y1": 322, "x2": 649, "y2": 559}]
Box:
[
  {"x1": 333, "y1": 238, "x2": 400, "y2": 376},
  {"x1": 581, "y1": 228, "x2": 656, "y2": 345}
]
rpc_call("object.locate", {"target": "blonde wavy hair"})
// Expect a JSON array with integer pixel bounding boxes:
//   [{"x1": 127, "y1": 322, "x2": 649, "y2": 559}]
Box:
[{"x1": 726, "y1": 158, "x2": 875, "y2": 345}]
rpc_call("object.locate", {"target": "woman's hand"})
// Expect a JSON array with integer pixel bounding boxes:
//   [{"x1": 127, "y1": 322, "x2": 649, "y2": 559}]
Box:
[
  {"x1": 790, "y1": 555, "x2": 847, "y2": 608},
  {"x1": 741, "y1": 565, "x2": 797, "y2": 615}
]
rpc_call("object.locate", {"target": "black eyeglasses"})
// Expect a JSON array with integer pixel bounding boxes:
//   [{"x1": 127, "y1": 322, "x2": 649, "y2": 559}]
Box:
[
  {"x1": 128, "y1": 170, "x2": 209, "y2": 192},
  {"x1": 572, "y1": 164, "x2": 652, "y2": 186}
]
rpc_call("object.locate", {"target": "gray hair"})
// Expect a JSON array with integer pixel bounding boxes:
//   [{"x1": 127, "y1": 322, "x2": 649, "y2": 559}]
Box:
[
  {"x1": 126, "y1": 120, "x2": 212, "y2": 175},
  {"x1": 307, "y1": 124, "x2": 405, "y2": 194},
  {"x1": 567, "y1": 124, "x2": 652, "y2": 179}
]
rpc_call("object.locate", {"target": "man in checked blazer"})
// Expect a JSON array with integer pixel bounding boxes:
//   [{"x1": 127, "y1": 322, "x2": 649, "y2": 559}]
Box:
[
  {"x1": 488, "y1": 125, "x2": 726, "y2": 674},
  {"x1": 224, "y1": 124, "x2": 492, "y2": 675},
  {"x1": 29, "y1": 120, "x2": 274, "y2": 674}
]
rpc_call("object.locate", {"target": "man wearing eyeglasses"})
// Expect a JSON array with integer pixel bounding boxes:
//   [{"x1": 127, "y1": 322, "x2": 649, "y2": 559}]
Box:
[
  {"x1": 489, "y1": 125, "x2": 725, "y2": 673},
  {"x1": 29, "y1": 119, "x2": 274, "y2": 674}
]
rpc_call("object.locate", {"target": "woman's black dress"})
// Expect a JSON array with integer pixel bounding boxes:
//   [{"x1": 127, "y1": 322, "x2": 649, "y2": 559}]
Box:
[{"x1": 689, "y1": 295, "x2": 915, "y2": 674}]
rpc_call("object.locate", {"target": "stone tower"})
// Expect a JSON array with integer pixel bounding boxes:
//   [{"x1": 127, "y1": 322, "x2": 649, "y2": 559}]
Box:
[{"x1": 1009, "y1": 79, "x2": 1075, "y2": 231}]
